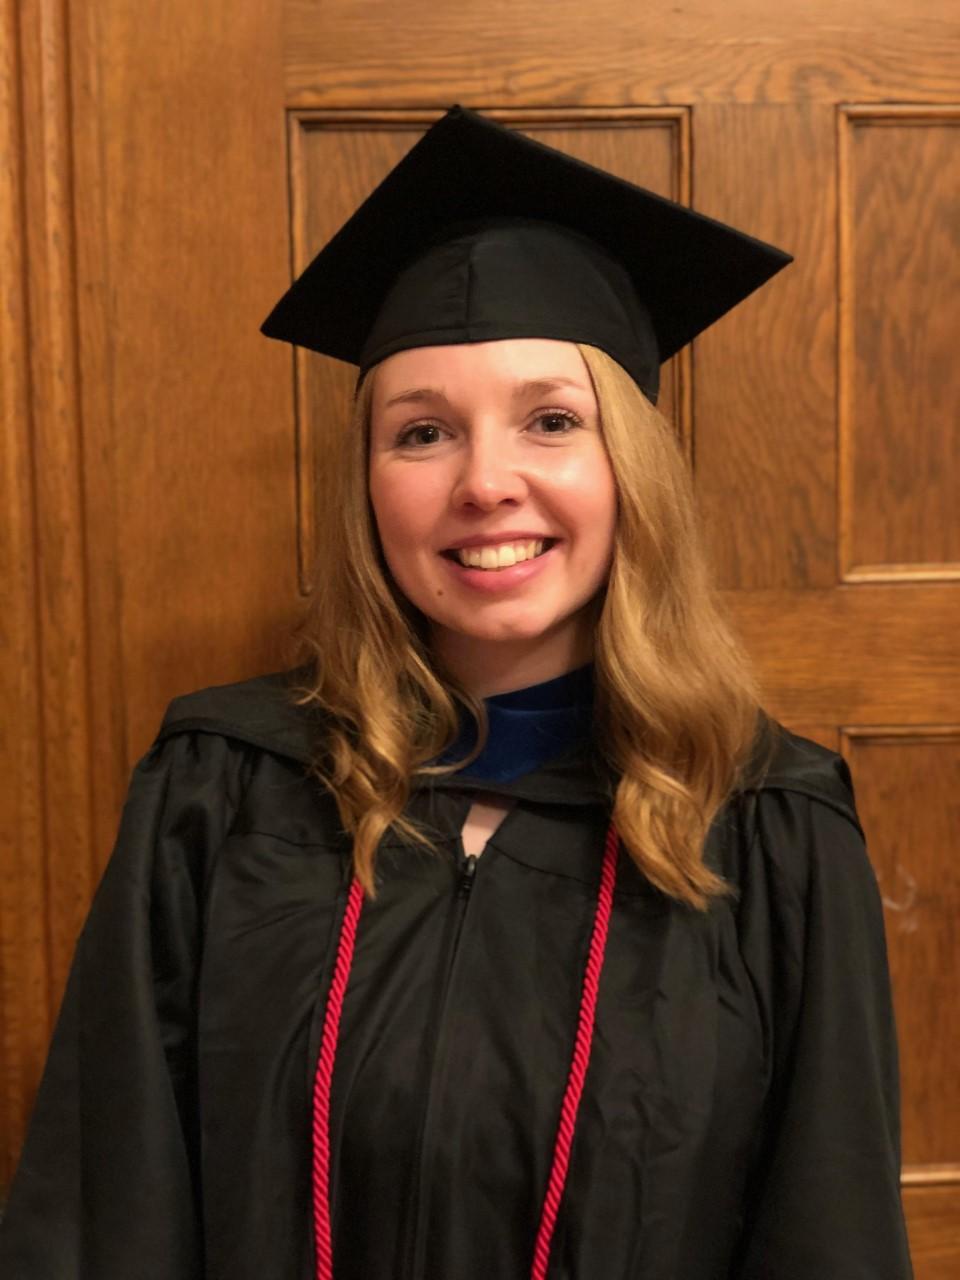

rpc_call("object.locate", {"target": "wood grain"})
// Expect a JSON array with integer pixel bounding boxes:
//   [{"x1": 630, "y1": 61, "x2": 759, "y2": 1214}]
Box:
[
  {"x1": 724, "y1": 584, "x2": 960, "y2": 724},
  {"x1": 79, "y1": 0, "x2": 301, "y2": 768},
  {"x1": 844, "y1": 731, "x2": 960, "y2": 1164},
  {"x1": 66, "y1": 0, "x2": 129, "y2": 859},
  {"x1": 0, "y1": 0, "x2": 49, "y2": 1189},
  {"x1": 18, "y1": 0, "x2": 98, "y2": 994},
  {"x1": 283, "y1": 0, "x2": 960, "y2": 107},
  {"x1": 903, "y1": 1184, "x2": 960, "y2": 1279},
  {"x1": 693, "y1": 102, "x2": 838, "y2": 590},
  {"x1": 839, "y1": 107, "x2": 960, "y2": 580}
]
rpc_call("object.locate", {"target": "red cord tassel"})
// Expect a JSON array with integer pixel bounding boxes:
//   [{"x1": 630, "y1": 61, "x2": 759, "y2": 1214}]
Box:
[
  {"x1": 529, "y1": 820, "x2": 619, "y2": 1278},
  {"x1": 311, "y1": 875, "x2": 365, "y2": 1280}
]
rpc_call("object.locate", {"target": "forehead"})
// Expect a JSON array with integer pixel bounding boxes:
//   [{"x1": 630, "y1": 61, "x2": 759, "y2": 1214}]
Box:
[{"x1": 371, "y1": 338, "x2": 593, "y2": 408}]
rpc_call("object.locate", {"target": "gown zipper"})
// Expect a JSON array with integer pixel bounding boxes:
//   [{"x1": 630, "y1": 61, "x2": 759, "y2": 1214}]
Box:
[{"x1": 404, "y1": 846, "x2": 478, "y2": 1280}]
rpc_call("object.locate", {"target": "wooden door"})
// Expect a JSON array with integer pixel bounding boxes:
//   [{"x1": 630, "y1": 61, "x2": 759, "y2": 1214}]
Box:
[{"x1": 3, "y1": 0, "x2": 958, "y2": 1271}]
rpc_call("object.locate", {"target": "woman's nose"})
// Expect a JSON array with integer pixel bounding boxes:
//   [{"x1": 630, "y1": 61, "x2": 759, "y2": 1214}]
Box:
[{"x1": 450, "y1": 434, "x2": 528, "y2": 508}]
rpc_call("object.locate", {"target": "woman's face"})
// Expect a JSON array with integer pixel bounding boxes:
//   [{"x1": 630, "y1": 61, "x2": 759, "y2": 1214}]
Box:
[{"x1": 367, "y1": 339, "x2": 618, "y2": 691}]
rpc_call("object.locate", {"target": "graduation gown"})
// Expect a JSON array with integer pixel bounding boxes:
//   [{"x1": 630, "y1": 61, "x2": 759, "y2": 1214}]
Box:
[{"x1": 0, "y1": 668, "x2": 914, "y2": 1279}]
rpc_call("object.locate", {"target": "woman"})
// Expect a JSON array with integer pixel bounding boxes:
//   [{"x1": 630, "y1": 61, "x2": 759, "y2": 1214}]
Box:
[{"x1": 0, "y1": 106, "x2": 913, "y2": 1278}]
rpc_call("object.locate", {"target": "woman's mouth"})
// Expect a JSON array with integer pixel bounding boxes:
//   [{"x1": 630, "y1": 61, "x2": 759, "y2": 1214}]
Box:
[
  {"x1": 440, "y1": 537, "x2": 559, "y2": 570},
  {"x1": 438, "y1": 539, "x2": 561, "y2": 593}
]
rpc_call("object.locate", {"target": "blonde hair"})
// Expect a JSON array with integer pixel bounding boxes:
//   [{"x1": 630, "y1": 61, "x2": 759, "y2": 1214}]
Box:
[{"x1": 289, "y1": 343, "x2": 778, "y2": 909}]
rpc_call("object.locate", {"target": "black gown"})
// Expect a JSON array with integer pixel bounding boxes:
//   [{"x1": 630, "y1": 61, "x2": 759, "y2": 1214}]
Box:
[{"x1": 0, "y1": 668, "x2": 914, "y2": 1279}]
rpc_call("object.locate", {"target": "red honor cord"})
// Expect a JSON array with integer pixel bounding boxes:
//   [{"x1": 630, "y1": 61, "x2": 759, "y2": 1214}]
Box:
[{"x1": 311, "y1": 822, "x2": 620, "y2": 1279}]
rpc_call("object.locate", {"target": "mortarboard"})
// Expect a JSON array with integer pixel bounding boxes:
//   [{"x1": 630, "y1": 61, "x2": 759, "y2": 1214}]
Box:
[{"x1": 260, "y1": 105, "x2": 792, "y2": 404}]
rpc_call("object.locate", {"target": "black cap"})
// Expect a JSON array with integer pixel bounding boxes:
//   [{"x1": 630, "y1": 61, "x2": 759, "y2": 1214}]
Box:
[{"x1": 260, "y1": 105, "x2": 792, "y2": 404}]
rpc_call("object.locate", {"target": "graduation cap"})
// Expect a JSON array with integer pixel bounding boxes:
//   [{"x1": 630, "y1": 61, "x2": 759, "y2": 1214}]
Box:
[{"x1": 260, "y1": 105, "x2": 792, "y2": 404}]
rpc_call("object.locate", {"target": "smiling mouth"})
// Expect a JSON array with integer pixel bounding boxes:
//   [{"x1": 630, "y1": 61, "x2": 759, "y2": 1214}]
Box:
[{"x1": 442, "y1": 537, "x2": 560, "y2": 568}]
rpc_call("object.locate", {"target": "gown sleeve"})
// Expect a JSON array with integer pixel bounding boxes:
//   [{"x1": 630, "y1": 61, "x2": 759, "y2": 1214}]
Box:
[
  {"x1": 0, "y1": 727, "x2": 253, "y2": 1280},
  {"x1": 732, "y1": 782, "x2": 914, "y2": 1279}
]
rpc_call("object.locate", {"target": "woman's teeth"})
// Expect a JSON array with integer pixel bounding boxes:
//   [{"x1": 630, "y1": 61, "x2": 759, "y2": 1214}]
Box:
[{"x1": 456, "y1": 539, "x2": 548, "y2": 570}]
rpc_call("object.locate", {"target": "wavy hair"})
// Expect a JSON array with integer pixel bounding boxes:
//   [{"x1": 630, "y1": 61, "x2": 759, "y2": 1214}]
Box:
[{"x1": 289, "y1": 343, "x2": 779, "y2": 909}]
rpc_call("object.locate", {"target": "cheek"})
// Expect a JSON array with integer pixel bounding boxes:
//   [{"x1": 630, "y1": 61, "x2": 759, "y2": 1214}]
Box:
[
  {"x1": 556, "y1": 453, "x2": 618, "y2": 542},
  {"x1": 369, "y1": 465, "x2": 442, "y2": 551}
]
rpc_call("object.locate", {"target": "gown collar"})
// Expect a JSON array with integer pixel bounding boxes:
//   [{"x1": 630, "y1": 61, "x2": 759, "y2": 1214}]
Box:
[
  {"x1": 156, "y1": 662, "x2": 617, "y2": 807},
  {"x1": 415, "y1": 661, "x2": 615, "y2": 805}
]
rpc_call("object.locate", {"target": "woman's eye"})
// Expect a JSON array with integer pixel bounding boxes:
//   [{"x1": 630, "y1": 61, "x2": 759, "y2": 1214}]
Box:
[
  {"x1": 395, "y1": 423, "x2": 445, "y2": 448},
  {"x1": 533, "y1": 409, "x2": 581, "y2": 434}
]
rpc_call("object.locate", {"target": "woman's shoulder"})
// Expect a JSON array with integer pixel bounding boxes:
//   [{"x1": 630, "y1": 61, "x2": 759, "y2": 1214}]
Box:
[
  {"x1": 716, "y1": 714, "x2": 874, "y2": 909},
  {"x1": 155, "y1": 664, "x2": 322, "y2": 766},
  {"x1": 740, "y1": 713, "x2": 862, "y2": 836}
]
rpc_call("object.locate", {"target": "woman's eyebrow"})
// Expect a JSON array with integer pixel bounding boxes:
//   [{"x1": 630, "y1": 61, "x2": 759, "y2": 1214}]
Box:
[{"x1": 383, "y1": 376, "x2": 588, "y2": 410}]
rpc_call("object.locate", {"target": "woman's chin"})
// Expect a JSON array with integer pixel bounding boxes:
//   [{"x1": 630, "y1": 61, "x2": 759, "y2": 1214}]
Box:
[{"x1": 426, "y1": 611, "x2": 557, "y2": 646}]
